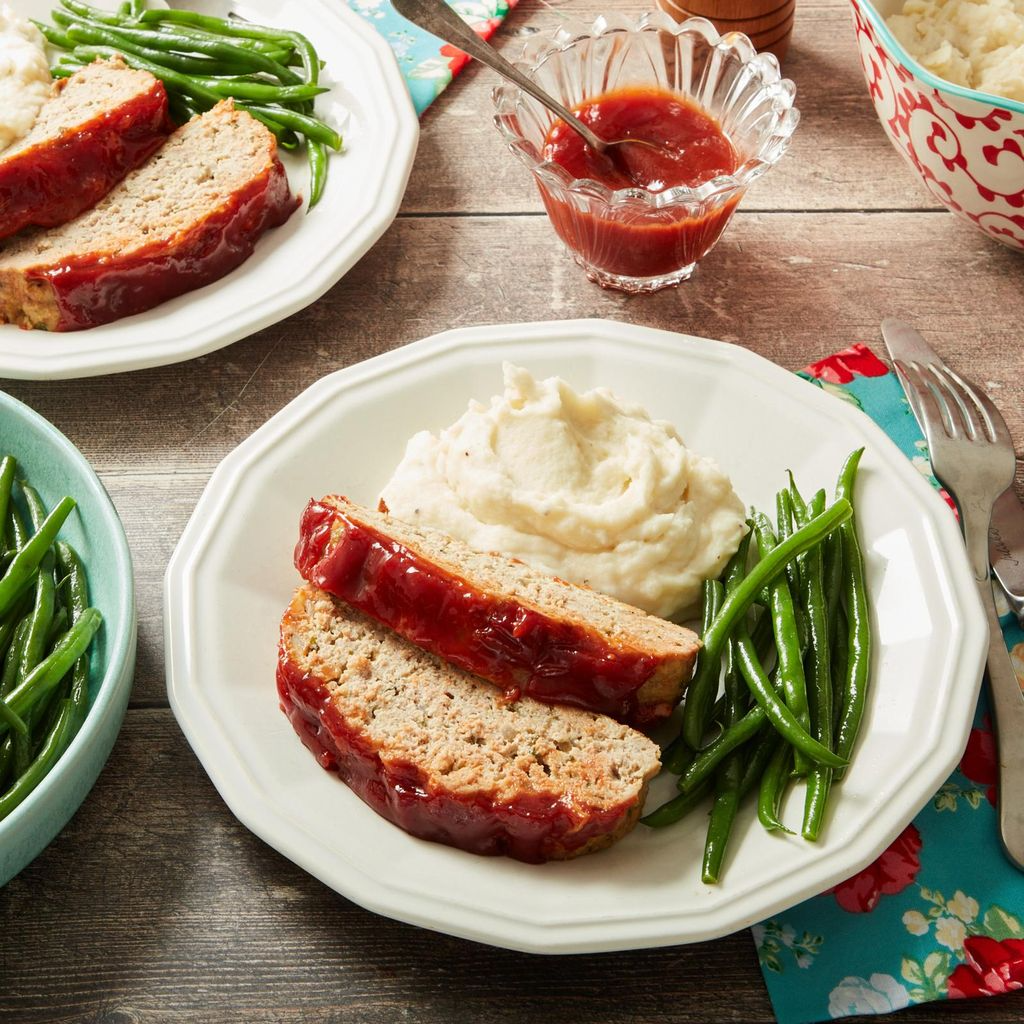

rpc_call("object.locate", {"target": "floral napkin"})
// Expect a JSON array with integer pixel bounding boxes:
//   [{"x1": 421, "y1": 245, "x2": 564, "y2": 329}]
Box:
[
  {"x1": 755, "y1": 345, "x2": 1024, "y2": 1022},
  {"x1": 346, "y1": 0, "x2": 518, "y2": 115}
]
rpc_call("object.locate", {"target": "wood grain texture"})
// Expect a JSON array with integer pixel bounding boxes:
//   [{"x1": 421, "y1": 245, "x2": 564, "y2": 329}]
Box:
[{"x1": 1, "y1": 0, "x2": 1023, "y2": 1019}]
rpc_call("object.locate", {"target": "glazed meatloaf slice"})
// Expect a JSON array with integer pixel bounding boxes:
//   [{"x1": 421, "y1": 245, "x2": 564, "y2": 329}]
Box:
[
  {"x1": 278, "y1": 583, "x2": 661, "y2": 862},
  {"x1": 0, "y1": 100, "x2": 298, "y2": 331},
  {"x1": 0, "y1": 58, "x2": 171, "y2": 241},
  {"x1": 294, "y1": 495, "x2": 701, "y2": 725}
]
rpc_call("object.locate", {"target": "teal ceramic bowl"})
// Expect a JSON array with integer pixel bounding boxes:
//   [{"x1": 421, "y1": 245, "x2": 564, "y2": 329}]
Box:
[{"x1": 0, "y1": 391, "x2": 136, "y2": 886}]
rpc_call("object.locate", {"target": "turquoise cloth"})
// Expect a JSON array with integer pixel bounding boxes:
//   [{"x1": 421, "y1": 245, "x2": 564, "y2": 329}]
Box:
[
  {"x1": 755, "y1": 346, "x2": 1024, "y2": 1022},
  {"x1": 346, "y1": 0, "x2": 518, "y2": 115}
]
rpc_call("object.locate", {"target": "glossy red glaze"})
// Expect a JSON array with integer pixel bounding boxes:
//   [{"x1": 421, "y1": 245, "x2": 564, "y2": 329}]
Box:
[
  {"x1": 544, "y1": 87, "x2": 737, "y2": 193},
  {"x1": 539, "y1": 86, "x2": 741, "y2": 280},
  {"x1": 29, "y1": 155, "x2": 298, "y2": 331},
  {"x1": 277, "y1": 648, "x2": 634, "y2": 863},
  {"x1": 0, "y1": 80, "x2": 172, "y2": 242},
  {"x1": 294, "y1": 499, "x2": 674, "y2": 724}
]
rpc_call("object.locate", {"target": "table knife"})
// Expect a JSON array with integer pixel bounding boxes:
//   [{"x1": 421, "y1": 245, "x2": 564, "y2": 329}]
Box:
[{"x1": 881, "y1": 319, "x2": 1024, "y2": 625}]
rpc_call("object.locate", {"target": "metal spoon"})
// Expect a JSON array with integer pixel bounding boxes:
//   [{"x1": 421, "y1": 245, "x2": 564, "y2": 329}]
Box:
[{"x1": 391, "y1": 0, "x2": 666, "y2": 170}]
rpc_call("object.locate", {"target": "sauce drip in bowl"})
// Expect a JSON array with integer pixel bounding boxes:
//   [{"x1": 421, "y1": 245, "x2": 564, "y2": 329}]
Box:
[{"x1": 542, "y1": 86, "x2": 737, "y2": 192}]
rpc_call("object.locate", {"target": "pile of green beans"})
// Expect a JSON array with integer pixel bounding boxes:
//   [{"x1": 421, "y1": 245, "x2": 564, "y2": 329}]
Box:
[
  {"x1": 642, "y1": 449, "x2": 871, "y2": 883},
  {"x1": 0, "y1": 456, "x2": 103, "y2": 823},
  {"x1": 35, "y1": 0, "x2": 340, "y2": 208}
]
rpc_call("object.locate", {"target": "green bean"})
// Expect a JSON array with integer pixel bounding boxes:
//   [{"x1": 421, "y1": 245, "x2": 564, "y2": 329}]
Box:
[
  {"x1": 0, "y1": 457, "x2": 14, "y2": 555},
  {"x1": 758, "y1": 741, "x2": 793, "y2": 833},
  {"x1": 307, "y1": 139, "x2": 328, "y2": 209},
  {"x1": 640, "y1": 777, "x2": 713, "y2": 828},
  {"x1": 59, "y1": 19, "x2": 230, "y2": 75},
  {"x1": 833, "y1": 449, "x2": 870, "y2": 779},
  {"x1": 57, "y1": 0, "x2": 124, "y2": 26},
  {"x1": 823, "y1": 529, "x2": 844, "y2": 641},
  {"x1": 831, "y1": 602, "x2": 849, "y2": 734},
  {"x1": 733, "y1": 622, "x2": 845, "y2": 767},
  {"x1": 752, "y1": 513, "x2": 813, "y2": 772},
  {"x1": 50, "y1": 64, "x2": 80, "y2": 79},
  {"x1": 674, "y1": 579, "x2": 725, "y2": 760},
  {"x1": 69, "y1": 44, "x2": 224, "y2": 105},
  {"x1": 679, "y1": 500, "x2": 851, "y2": 750},
  {"x1": 240, "y1": 104, "x2": 342, "y2": 149},
  {"x1": 801, "y1": 489, "x2": 834, "y2": 840},
  {"x1": 6, "y1": 503, "x2": 25, "y2": 552},
  {"x1": 703, "y1": 755, "x2": 741, "y2": 883},
  {"x1": 56, "y1": 542, "x2": 90, "y2": 727},
  {"x1": 0, "y1": 617, "x2": 29, "y2": 700},
  {"x1": 138, "y1": 8, "x2": 293, "y2": 44},
  {"x1": 678, "y1": 701, "x2": 765, "y2": 792},
  {"x1": 1, "y1": 609, "x2": 102, "y2": 735},
  {"x1": 17, "y1": 566, "x2": 55, "y2": 686},
  {"x1": 739, "y1": 726, "x2": 782, "y2": 797},
  {"x1": 0, "y1": 699, "x2": 77, "y2": 822},
  {"x1": 0, "y1": 497, "x2": 75, "y2": 619},
  {"x1": 0, "y1": 696, "x2": 27, "y2": 737},
  {"x1": 776, "y1": 487, "x2": 802, "y2": 597}
]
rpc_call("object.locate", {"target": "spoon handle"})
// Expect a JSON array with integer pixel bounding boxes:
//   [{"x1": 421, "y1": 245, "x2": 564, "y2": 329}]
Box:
[{"x1": 391, "y1": 0, "x2": 602, "y2": 151}]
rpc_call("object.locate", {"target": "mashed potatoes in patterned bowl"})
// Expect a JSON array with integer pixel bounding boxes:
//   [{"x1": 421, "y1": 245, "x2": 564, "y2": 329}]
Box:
[{"x1": 849, "y1": 0, "x2": 1024, "y2": 250}]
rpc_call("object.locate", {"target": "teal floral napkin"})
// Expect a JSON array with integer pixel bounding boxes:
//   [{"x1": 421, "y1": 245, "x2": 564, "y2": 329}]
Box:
[
  {"x1": 346, "y1": 0, "x2": 518, "y2": 115},
  {"x1": 755, "y1": 345, "x2": 1024, "y2": 1022}
]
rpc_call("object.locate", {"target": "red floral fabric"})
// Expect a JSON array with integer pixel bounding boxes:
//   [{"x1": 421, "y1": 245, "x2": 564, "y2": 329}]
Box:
[
  {"x1": 960, "y1": 717, "x2": 998, "y2": 807},
  {"x1": 947, "y1": 937, "x2": 1024, "y2": 998},
  {"x1": 804, "y1": 344, "x2": 890, "y2": 385},
  {"x1": 831, "y1": 824, "x2": 923, "y2": 913}
]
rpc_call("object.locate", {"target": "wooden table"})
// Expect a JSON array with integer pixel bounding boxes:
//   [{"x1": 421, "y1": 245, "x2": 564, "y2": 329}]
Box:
[{"x1": 2, "y1": 0, "x2": 1022, "y2": 1019}]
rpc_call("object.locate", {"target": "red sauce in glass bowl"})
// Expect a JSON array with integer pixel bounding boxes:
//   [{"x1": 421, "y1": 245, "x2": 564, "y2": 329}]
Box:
[
  {"x1": 543, "y1": 85, "x2": 737, "y2": 192},
  {"x1": 538, "y1": 86, "x2": 742, "y2": 283}
]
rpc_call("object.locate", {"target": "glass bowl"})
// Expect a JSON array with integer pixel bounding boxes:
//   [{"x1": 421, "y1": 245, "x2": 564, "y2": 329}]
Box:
[{"x1": 492, "y1": 12, "x2": 800, "y2": 293}]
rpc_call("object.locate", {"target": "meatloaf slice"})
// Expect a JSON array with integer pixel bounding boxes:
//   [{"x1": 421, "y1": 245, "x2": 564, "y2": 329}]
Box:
[
  {"x1": 278, "y1": 583, "x2": 661, "y2": 862},
  {"x1": 0, "y1": 58, "x2": 171, "y2": 242},
  {"x1": 0, "y1": 100, "x2": 298, "y2": 331},
  {"x1": 294, "y1": 495, "x2": 701, "y2": 726}
]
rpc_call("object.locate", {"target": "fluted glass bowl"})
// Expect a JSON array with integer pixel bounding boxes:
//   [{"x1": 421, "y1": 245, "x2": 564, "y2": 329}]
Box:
[{"x1": 492, "y1": 13, "x2": 799, "y2": 293}]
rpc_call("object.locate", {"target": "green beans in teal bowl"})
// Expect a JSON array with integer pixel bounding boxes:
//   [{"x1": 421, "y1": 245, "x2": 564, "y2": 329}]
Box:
[{"x1": 0, "y1": 391, "x2": 136, "y2": 886}]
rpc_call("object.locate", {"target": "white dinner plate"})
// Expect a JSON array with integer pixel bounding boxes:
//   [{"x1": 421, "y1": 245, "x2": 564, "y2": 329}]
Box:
[
  {"x1": 3, "y1": 0, "x2": 418, "y2": 379},
  {"x1": 164, "y1": 319, "x2": 988, "y2": 954}
]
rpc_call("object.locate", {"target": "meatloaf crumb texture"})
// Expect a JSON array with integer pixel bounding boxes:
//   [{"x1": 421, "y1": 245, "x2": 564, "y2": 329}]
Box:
[
  {"x1": 0, "y1": 58, "x2": 171, "y2": 241},
  {"x1": 0, "y1": 99, "x2": 298, "y2": 330},
  {"x1": 294, "y1": 495, "x2": 700, "y2": 723},
  {"x1": 278, "y1": 584, "x2": 661, "y2": 862}
]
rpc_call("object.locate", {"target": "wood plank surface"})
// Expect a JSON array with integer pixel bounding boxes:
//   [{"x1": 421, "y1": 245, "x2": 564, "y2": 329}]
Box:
[{"x1": 1, "y1": 0, "x2": 1023, "y2": 1019}]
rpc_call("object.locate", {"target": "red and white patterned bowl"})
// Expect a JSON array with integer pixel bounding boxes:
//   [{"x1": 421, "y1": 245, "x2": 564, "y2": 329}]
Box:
[{"x1": 850, "y1": 0, "x2": 1024, "y2": 251}]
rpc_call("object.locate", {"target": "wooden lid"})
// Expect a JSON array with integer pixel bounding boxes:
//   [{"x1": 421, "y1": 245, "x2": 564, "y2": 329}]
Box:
[{"x1": 670, "y1": 0, "x2": 791, "y2": 20}]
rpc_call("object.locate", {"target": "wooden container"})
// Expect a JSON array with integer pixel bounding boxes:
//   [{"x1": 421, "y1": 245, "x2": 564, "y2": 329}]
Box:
[{"x1": 654, "y1": 0, "x2": 794, "y2": 62}]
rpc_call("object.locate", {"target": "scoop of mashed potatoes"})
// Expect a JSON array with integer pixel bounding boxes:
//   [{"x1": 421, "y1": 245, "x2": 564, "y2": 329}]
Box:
[
  {"x1": 0, "y1": 5, "x2": 51, "y2": 154},
  {"x1": 886, "y1": 0, "x2": 1024, "y2": 101},
  {"x1": 380, "y1": 364, "x2": 747, "y2": 620}
]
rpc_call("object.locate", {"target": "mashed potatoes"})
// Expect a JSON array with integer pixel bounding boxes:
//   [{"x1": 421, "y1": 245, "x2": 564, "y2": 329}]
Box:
[
  {"x1": 887, "y1": 0, "x2": 1024, "y2": 101},
  {"x1": 0, "y1": 5, "x2": 50, "y2": 154},
  {"x1": 380, "y1": 364, "x2": 747, "y2": 620}
]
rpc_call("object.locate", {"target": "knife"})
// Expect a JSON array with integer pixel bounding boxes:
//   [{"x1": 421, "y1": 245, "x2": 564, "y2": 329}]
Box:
[{"x1": 881, "y1": 319, "x2": 1024, "y2": 625}]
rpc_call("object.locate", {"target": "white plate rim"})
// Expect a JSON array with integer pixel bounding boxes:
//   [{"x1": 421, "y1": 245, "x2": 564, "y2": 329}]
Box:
[
  {"x1": 0, "y1": 0, "x2": 419, "y2": 380},
  {"x1": 164, "y1": 318, "x2": 989, "y2": 953}
]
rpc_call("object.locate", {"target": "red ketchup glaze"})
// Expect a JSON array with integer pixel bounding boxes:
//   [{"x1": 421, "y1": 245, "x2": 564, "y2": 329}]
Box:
[
  {"x1": 30, "y1": 156, "x2": 299, "y2": 331},
  {"x1": 277, "y1": 650, "x2": 633, "y2": 863},
  {"x1": 540, "y1": 86, "x2": 740, "y2": 280},
  {"x1": 294, "y1": 499, "x2": 666, "y2": 725},
  {"x1": 0, "y1": 82, "x2": 172, "y2": 242}
]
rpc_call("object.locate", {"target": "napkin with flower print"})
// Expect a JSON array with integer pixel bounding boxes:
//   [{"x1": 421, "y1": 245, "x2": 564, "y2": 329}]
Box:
[
  {"x1": 346, "y1": 0, "x2": 518, "y2": 115},
  {"x1": 754, "y1": 345, "x2": 1024, "y2": 1023}
]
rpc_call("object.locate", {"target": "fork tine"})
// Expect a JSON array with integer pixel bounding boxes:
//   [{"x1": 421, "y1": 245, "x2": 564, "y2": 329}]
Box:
[
  {"x1": 895, "y1": 359, "x2": 955, "y2": 443},
  {"x1": 943, "y1": 364, "x2": 1014, "y2": 447},
  {"x1": 929, "y1": 365, "x2": 978, "y2": 441}
]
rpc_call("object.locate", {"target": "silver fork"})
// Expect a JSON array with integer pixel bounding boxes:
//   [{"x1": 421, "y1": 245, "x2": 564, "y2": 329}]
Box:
[{"x1": 892, "y1": 350, "x2": 1024, "y2": 870}]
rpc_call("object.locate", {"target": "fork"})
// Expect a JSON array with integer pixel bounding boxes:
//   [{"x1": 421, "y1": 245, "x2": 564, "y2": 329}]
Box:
[{"x1": 892, "y1": 348, "x2": 1024, "y2": 870}]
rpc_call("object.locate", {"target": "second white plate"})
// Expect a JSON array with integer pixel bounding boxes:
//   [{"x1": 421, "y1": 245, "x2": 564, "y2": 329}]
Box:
[
  {"x1": 165, "y1": 318, "x2": 987, "y2": 954},
  {"x1": 3, "y1": 0, "x2": 419, "y2": 379}
]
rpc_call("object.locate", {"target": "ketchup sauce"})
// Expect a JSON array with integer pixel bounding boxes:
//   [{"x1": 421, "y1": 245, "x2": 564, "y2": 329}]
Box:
[
  {"x1": 30, "y1": 156, "x2": 298, "y2": 331},
  {"x1": 277, "y1": 652, "x2": 633, "y2": 863},
  {"x1": 539, "y1": 86, "x2": 741, "y2": 281},
  {"x1": 0, "y1": 82, "x2": 171, "y2": 242},
  {"x1": 294, "y1": 499, "x2": 671, "y2": 725}
]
